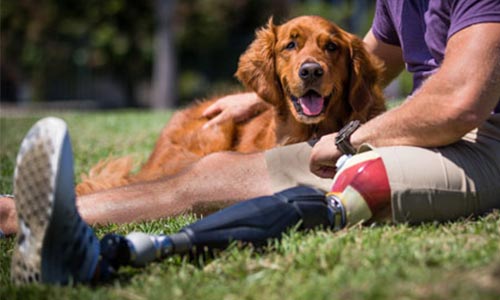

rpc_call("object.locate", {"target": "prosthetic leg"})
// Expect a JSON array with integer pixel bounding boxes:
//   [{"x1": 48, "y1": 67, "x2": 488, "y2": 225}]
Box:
[
  {"x1": 98, "y1": 186, "x2": 346, "y2": 275},
  {"x1": 98, "y1": 152, "x2": 392, "y2": 278}
]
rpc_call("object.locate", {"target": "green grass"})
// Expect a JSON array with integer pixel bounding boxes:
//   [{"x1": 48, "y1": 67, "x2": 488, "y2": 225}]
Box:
[{"x1": 1, "y1": 110, "x2": 499, "y2": 299}]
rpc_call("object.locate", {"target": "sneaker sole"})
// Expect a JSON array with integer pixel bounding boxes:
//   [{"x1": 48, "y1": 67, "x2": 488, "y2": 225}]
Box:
[{"x1": 11, "y1": 117, "x2": 71, "y2": 284}]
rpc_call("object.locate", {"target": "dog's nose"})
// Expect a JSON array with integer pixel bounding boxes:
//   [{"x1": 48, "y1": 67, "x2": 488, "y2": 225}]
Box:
[{"x1": 299, "y1": 62, "x2": 324, "y2": 80}]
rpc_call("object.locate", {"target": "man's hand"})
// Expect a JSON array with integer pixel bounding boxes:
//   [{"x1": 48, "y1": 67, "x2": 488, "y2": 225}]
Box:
[
  {"x1": 309, "y1": 133, "x2": 343, "y2": 178},
  {"x1": 202, "y1": 92, "x2": 269, "y2": 128}
]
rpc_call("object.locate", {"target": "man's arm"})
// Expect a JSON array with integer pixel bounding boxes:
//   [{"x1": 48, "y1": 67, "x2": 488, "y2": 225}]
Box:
[
  {"x1": 310, "y1": 23, "x2": 500, "y2": 178},
  {"x1": 363, "y1": 29, "x2": 405, "y2": 87},
  {"x1": 354, "y1": 23, "x2": 500, "y2": 148}
]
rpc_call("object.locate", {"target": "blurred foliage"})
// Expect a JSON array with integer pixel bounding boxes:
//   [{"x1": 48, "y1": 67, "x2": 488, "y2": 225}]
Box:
[
  {"x1": 289, "y1": 0, "x2": 374, "y2": 36},
  {"x1": 1, "y1": 0, "x2": 388, "y2": 107},
  {"x1": 174, "y1": 0, "x2": 289, "y2": 102},
  {"x1": 1, "y1": 0, "x2": 155, "y2": 105}
]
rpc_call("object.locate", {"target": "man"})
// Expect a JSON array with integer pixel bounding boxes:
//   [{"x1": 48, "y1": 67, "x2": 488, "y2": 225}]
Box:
[{"x1": 3, "y1": 0, "x2": 500, "y2": 284}]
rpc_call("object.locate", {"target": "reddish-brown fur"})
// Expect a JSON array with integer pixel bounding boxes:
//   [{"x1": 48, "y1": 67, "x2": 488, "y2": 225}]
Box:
[{"x1": 76, "y1": 16, "x2": 385, "y2": 196}]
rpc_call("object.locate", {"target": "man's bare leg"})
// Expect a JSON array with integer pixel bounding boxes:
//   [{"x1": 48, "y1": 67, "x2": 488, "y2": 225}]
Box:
[
  {"x1": 1, "y1": 151, "x2": 273, "y2": 235},
  {"x1": 78, "y1": 151, "x2": 273, "y2": 225}
]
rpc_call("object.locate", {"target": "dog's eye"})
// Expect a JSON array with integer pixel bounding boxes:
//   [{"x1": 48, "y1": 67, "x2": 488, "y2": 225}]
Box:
[
  {"x1": 285, "y1": 41, "x2": 296, "y2": 50},
  {"x1": 326, "y1": 42, "x2": 338, "y2": 52}
]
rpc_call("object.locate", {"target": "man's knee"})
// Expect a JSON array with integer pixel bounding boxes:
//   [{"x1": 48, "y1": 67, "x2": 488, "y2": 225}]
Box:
[
  {"x1": 198, "y1": 151, "x2": 264, "y2": 169},
  {"x1": 191, "y1": 150, "x2": 272, "y2": 196}
]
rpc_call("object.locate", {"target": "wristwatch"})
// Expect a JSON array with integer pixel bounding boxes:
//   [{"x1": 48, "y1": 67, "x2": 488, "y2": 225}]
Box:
[{"x1": 335, "y1": 120, "x2": 361, "y2": 155}]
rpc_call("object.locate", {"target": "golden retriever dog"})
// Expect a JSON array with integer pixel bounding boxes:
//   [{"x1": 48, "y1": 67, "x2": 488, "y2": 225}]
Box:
[{"x1": 76, "y1": 15, "x2": 385, "y2": 196}]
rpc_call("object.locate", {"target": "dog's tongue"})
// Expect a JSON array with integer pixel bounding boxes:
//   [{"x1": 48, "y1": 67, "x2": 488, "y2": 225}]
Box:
[{"x1": 298, "y1": 93, "x2": 324, "y2": 116}]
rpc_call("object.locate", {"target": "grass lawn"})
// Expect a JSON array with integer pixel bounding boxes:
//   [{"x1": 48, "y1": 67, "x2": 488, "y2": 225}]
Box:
[{"x1": 1, "y1": 109, "x2": 499, "y2": 299}]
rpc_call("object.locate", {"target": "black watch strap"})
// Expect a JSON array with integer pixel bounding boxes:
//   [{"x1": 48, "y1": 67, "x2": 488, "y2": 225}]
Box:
[{"x1": 335, "y1": 120, "x2": 361, "y2": 155}]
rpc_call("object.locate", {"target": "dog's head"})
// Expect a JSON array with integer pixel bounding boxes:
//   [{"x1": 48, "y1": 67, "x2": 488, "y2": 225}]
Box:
[{"x1": 236, "y1": 16, "x2": 384, "y2": 126}]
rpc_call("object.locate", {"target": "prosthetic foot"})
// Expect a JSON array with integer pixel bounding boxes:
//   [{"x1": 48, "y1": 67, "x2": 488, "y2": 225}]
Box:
[
  {"x1": 11, "y1": 117, "x2": 99, "y2": 285},
  {"x1": 100, "y1": 186, "x2": 346, "y2": 270}
]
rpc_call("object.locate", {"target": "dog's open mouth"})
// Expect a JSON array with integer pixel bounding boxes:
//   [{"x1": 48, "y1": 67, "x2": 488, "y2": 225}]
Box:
[{"x1": 291, "y1": 90, "x2": 331, "y2": 117}]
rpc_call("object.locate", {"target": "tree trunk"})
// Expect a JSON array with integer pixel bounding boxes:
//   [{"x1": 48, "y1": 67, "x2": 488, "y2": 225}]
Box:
[{"x1": 151, "y1": 0, "x2": 177, "y2": 109}]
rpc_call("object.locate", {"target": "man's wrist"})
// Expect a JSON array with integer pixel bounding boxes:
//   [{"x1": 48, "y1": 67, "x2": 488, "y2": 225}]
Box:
[{"x1": 335, "y1": 120, "x2": 361, "y2": 155}]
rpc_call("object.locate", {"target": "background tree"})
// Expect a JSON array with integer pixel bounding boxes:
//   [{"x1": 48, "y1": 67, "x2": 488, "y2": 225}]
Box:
[{"x1": 151, "y1": 0, "x2": 177, "y2": 109}]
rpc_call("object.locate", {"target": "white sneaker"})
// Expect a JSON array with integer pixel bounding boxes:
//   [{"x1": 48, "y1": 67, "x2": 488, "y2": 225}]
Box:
[{"x1": 11, "y1": 117, "x2": 99, "y2": 285}]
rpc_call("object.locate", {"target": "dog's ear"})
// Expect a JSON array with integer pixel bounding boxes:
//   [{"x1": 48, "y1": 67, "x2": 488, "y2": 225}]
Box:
[
  {"x1": 347, "y1": 35, "x2": 384, "y2": 121},
  {"x1": 236, "y1": 17, "x2": 281, "y2": 105}
]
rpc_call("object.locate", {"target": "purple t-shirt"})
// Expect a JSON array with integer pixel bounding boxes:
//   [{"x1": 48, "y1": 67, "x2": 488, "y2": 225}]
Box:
[{"x1": 372, "y1": 0, "x2": 500, "y2": 113}]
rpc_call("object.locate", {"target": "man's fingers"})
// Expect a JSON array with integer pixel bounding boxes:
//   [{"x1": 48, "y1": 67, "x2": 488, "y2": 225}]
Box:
[
  {"x1": 203, "y1": 113, "x2": 226, "y2": 129},
  {"x1": 202, "y1": 102, "x2": 222, "y2": 118},
  {"x1": 311, "y1": 165, "x2": 336, "y2": 178},
  {"x1": 202, "y1": 106, "x2": 221, "y2": 118}
]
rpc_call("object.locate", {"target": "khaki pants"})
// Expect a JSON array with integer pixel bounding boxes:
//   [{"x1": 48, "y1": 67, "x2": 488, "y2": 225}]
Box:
[{"x1": 264, "y1": 114, "x2": 500, "y2": 223}]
